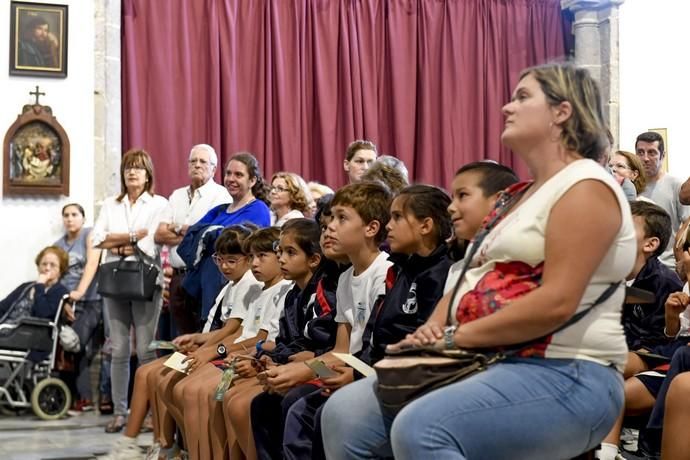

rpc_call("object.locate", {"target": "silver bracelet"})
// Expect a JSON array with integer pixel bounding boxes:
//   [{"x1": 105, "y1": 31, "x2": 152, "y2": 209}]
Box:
[{"x1": 664, "y1": 327, "x2": 679, "y2": 339}]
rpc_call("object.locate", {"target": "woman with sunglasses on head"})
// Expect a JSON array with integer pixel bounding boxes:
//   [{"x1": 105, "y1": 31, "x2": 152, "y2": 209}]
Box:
[{"x1": 92, "y1": 148, "x2": 169, "y2": 433}]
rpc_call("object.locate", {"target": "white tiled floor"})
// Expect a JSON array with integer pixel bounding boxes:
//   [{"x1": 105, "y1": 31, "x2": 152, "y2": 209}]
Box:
[{"x1": 0, "y1": 412, "x2": 153, "y2": 460}]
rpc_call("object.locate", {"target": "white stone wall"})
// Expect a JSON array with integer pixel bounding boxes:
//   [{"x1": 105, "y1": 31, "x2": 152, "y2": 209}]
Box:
[
  {"x1": 619, "y1": 1, "x2": 690, "y2": 179},
  {"x1": 0, "y1": 1, "x2": 95, "y2": 295}
]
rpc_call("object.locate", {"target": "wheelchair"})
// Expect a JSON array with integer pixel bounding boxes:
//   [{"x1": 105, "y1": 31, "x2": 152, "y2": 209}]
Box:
[{"x1": 0, "y1": 295, "x2": 72, "y2": 420}]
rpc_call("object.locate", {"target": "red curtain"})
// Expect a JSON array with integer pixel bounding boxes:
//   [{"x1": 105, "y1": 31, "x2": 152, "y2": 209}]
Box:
[{"x1": 122, "y1": 0, "x2": 567, "y2": 197}]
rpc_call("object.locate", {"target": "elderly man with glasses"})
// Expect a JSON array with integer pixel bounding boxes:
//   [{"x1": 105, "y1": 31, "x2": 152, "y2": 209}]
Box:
[{"x1": 154, "y1": 144, "x2": 231, "y2": 334}]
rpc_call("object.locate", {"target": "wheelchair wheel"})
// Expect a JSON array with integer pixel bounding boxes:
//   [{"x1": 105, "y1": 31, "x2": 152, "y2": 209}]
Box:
[{"x1": 30, "y1": 378, "x2": 71, "y2": 420}]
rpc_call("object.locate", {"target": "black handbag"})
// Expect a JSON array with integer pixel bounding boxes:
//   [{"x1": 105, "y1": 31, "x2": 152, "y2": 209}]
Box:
[
  {"x1": 97, "y1": 245, "x2": 159, "y2": 301},
  {"x1": 374, "y1": 184, "x2": 621, "y2": 409}
]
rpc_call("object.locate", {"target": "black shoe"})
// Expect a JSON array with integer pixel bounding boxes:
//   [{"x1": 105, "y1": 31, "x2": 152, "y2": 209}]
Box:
[{"x1": 99, "y1": 398, "x2": 113, "y2": 415}]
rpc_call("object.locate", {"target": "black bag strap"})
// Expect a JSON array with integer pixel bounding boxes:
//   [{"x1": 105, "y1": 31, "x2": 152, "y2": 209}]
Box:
[
  {"x1": 444, "y1": 181, "x2": 621, "y2": 340},
  {"x1": 549, "y1": 281, "x2": 620, "y2": 335},
  {"x1": 445, "y1": 183, "x2": 531, "y2": 325},
  {"x1": 130, "y1": 244, "x2": 157, "y2": 267}
]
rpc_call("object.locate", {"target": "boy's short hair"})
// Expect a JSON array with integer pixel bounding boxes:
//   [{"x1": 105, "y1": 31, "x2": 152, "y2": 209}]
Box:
[
  {"x1": 630, "y1": 201, "x2": 672, "y2": 258},
  {"x1": 243, "y1": 227, "x2": 281, "y2": 254},
  {"x1": 331, "y1": 181, "x2": 392, "y2": 244},
  {"x1": 455, "y1": 161, "x2": 519, "y2": 197},
  {"x1": 215, "y1": 224, "x2": 257, "y2": 255}
]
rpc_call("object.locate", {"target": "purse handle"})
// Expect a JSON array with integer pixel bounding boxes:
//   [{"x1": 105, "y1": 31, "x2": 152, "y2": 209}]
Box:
[
  {"x1": 116, "y1": 243, "x2": 157, "y2": 267},
  {"x1": 444, "y1": 183, "x2": 620, "y2": 338}
]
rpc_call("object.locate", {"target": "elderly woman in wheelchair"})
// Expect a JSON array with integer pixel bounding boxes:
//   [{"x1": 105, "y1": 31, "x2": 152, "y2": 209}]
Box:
[
  {"x1": 0, "y1": 245, "x2": 69, "y2": 331},
  {"x1": 0, "y1": 245, "x2": 72, "y2": 420}
]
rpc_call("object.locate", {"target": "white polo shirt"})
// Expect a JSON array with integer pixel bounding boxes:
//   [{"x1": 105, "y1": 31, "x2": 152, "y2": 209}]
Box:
[{"x1": 159, "y1": 180, "x2": 231, "y2": 267}]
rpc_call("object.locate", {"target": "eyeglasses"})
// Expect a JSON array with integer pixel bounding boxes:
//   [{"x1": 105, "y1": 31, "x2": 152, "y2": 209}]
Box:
[
  {"x1": 212, "y1": 253, "x2": 245, "y2": 267},
  {"x1": 270, "y1": 186, "x2": 289, "y2": 193},
  {"x1": 608, "y1": 162, "x2": 631, "y2": 171},
  {"x1": 124, "y1": 165, "x2": 146, "y2": 172}
]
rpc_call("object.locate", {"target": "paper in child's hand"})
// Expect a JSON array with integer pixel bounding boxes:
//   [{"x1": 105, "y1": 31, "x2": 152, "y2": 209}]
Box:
[
  {"x1": 332, "y1": 352, "x2": 375, "y2": 377},
  {"x1": 148, "y1": 340, "x2": 177, "y2": 351},
  {"x1": 305, "y1": 360, "x2": 338, "y2": 379},
  {"x1": 163, "y1": 352, "x2": 190, "y2": 374}
]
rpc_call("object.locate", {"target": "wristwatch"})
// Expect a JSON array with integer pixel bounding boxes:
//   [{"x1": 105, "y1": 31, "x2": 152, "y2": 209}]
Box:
[
  {"x1": 216, "y1": 343, "x2": 227, "y2": 359},
  {"x1": 443, "y1": 325, "x2": 458, "y2": 350},
  {"x1": 255, "y1": 339, "x2": 266, "y2": 353}
]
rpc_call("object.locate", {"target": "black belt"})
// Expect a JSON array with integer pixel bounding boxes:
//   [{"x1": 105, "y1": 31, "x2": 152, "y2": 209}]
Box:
[{"x1": 172, "y1": 267, "x2": 188, "y2": 275}]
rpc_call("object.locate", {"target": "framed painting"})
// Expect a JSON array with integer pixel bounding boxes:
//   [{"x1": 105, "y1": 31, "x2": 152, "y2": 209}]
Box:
[
  {"x1": 3, "y1": 102, "x2": 70, "y2": 196},
  {"x1": 9, "y1": 1, "x2": 68, "y2": 78}
]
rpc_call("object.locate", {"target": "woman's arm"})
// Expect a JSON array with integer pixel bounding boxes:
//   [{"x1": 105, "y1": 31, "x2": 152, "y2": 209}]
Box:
[
  {"x1": 452, "y1": 180, "x2": 623, "y2": 348},
  {"x1": 92, "y1": 201, "x2": 148, "y2": 249},
  {"x1": 96, "y1": 230, "x2": 148, "y2": 249},
  {"x1": 70, "y1": 231, "x2": 102, "y2": 301}
]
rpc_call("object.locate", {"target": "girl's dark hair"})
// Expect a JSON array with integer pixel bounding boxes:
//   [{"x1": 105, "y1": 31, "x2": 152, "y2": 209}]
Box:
[
  {"x1": 281, "y1": 218, "x2": 322, "y2": 257},
  {"x1": 62, "y1": 202, "x2": 85, "y2": 218},
  {"x1": 243, "y1": 226, "x2": 281, "y2": 254},
  {"x1": 396, "y1": 185, "x2": 452, "y2": 244},
  {"x1": 455, "y1": 161, "x2": 519, "y2": 197},
  {"x1": 214, "y1": 223, "x2": 257, "y2": 255},
  {"x1": 229, "y1": 152, "x2": 271, "y2": 205},
  {"x1": 314, "y1": 194, "x2": 334, "y2": 225}
]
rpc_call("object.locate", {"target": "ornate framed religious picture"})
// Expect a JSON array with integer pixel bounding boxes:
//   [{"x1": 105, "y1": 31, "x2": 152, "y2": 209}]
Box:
[
  {"x1": 3, "y1": 88, "x2": 70, "y2": 196},
  {"x1": 9, "y1": 1, "x2": 68, "y2": 78}
]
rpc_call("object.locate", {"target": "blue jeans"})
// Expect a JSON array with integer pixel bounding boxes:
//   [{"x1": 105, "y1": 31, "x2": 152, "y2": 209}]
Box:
[{"x1": 321, "y1": 358, "x2": 623, "y2": 460}]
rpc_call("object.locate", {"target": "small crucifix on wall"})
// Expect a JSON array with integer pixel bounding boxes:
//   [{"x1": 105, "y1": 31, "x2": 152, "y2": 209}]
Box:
[{"x1": 30, "y1": 85, "x2": 45, "y2": 105}]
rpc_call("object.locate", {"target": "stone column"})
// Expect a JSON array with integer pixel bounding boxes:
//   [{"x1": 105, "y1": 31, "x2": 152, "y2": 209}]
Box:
[
  {"x1": 94, "y1": 0, "x2": 121, "y2": 210},
  {"x1": 561, "y1": 0, "x2": 625, "y2": 147}
]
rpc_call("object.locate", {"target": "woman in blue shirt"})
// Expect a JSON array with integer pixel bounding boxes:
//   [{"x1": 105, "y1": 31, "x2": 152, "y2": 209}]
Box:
[{"x1": 178, "y1": 152, "x2": 272, "y2": 323}]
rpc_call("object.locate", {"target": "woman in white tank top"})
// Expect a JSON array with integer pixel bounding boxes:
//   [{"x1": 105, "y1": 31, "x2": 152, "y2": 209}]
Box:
[{"x1": 320, "y1": 63, "x2": 636, "y2": 460}]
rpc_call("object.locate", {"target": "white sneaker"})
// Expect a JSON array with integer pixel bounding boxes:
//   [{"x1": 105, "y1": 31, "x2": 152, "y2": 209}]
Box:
[
  {"x1": 621, "y1": 427, "x2": 639, "y2": 452},
  {"x1": 100, "y1": 437, "x2": 145, "y2": 460},
  {"x1": 620, "y1": 427, "x2": 638, "y2": 443}
]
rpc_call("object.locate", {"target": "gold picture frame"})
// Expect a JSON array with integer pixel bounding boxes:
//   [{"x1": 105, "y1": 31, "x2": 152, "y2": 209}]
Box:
[{"x1": 9, "y1": 1, "x2": 68, "y2": 78}]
